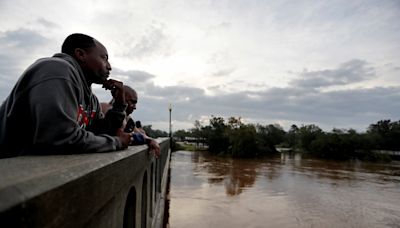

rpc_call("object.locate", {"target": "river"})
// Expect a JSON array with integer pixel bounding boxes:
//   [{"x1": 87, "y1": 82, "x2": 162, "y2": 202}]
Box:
[{"x1": 165, "y1": 151, "x2": 400, "y2": 228}]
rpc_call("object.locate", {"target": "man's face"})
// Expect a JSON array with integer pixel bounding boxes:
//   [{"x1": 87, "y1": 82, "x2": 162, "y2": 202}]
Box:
[
  {"x1": 81, "y1": 40, "x2": 111, "y2": 84},
  {"x1": 125, "y1": 90, "x2": 138, "y2": 115}
]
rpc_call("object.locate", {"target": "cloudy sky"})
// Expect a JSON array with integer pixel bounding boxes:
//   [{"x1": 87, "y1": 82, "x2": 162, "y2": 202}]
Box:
[{"x1": 0, "y1": 0, "x2": 399, "y2": 132}]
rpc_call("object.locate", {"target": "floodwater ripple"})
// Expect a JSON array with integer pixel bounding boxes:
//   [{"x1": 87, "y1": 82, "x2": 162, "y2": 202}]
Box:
[{"x1": 167, "y1": 151, "x2": 400, "y2": 228}]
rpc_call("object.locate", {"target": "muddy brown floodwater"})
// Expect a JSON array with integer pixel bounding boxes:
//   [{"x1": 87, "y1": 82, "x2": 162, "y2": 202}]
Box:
[{"x1": 165, "y1": 151, "x2": 400, "y2": 228}]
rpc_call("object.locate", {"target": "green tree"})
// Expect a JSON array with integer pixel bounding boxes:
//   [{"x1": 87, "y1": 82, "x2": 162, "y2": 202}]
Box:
[
  {"x1": 142, "y1": 125, "x2": 168, "y2": 138},
  {"x1": 192, "y1": 120, "x2": 205, "y2": 146},
  {"x1": 228, "y1": 124, "x2": 258, "y2": 157},
  {"x1": 309, "y1": 131, "x2": 355, "y2": 159},
  {"x1": 367, "y1": 120, "x2": 400, "y2": 150},
  {"x1": 207, "y1": 116, "x2": 229, "y2": 154},
  {"x1": 227, "y1": 116, "x2": 243, "y2": 129},
  {"x1": 174, "y1": 129, "x2": 189, "y2": 141},
  {"x1": 286, "y1": 124, "x2": 299, "y2": 147},
  {"x1": 298, "y1": 124, "x2": 323, "y2": 151},
  {"x1": 255, "y1": 124, "x2": 281, "y2": 155}
]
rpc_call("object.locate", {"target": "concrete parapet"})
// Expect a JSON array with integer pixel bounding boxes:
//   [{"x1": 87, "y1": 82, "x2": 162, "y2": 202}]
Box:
[{"x1": 0, "y1": 138, "x2": 171, "y2": 228}]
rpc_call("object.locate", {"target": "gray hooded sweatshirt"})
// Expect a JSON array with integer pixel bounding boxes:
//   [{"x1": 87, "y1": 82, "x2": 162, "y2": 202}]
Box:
[{"x1": 0, "y1": 53, "x2": 125, "y2": 157}]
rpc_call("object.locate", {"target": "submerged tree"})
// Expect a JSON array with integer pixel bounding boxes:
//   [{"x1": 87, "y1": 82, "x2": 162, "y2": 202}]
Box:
[
  {"x1": 179, "y1": 117, "x2": 399, "y2": 160},
  {"x1": 228, "y1": 124, "x2": 258, "y2": 157},
  {"x1": 367, "y1": 120, "x2": 400, "y2": 150},
  {"x1": 207, "y1": 116, "x2": 229, "y2": 154},
  {"x1": 142, "y1": 125, "x2": 168, "y2": 138},
  {"x1": 297, "y1": 124, "x2": 323, "y2": 151}
]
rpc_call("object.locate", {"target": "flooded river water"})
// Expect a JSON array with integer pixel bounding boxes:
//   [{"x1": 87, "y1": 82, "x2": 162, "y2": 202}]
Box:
[{"x1": 166, "y1": 151, "x2": 400, "y2": 228}]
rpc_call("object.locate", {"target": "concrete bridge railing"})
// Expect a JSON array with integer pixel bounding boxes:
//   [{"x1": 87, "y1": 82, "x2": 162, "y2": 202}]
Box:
[{"x1": 0, "y1": 138, "x2": 171, "y2": 228}]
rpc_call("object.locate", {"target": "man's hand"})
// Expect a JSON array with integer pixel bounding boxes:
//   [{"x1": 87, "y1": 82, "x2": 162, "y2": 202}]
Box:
[
  {"x1": 102, "y1": 79, "x2": 125, "y2": 105},
  {"x1": 147, "y1": 139, "x2": 160, "y2": 158},
  {"x1": 116, "y1": 128, "x2": 132, "y2": 149}
]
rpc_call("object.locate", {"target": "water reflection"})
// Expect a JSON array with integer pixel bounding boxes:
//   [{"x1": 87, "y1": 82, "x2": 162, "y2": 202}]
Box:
[
  {"x1": 191, "y1": 152, "x2": 260, "y2": 196},
  {"x1": 168, "y1": 151, "x2": 400, "y2": 228}
]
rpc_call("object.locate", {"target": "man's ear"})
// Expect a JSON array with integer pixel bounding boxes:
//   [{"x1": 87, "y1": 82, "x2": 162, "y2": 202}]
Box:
[{"x1": 73, "y1": 48, "x2": 86, "y2": 62}]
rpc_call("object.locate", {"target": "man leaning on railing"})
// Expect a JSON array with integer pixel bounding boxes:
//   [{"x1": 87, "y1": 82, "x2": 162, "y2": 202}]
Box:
[
  {"x1": 101, "y1": 85, "x2": 160, "y2": 158},
  {"x1": 0, "y1": 33, "x2": 132, "y2": 158}
]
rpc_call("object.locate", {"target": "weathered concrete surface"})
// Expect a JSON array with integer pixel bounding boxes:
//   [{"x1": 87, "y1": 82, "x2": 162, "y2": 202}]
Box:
[{"x1": 0, "y1": 138, "x2": 170, "y2": 228}]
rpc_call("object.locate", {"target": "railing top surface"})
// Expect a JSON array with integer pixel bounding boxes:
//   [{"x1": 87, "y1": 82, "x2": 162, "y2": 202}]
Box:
[{"x1": 0, "y1": 138, "x2": 169, "y2": 212}]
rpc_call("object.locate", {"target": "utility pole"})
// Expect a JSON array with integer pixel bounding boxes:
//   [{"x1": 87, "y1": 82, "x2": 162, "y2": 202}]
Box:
[{"x1": 168, "y1": 104, "x2": 172, "y2": 142}]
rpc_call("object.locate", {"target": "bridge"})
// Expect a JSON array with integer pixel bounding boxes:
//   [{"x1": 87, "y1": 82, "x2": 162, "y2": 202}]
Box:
[{"x1": 0, "y1": 138, "x2": 171, "y2": 228}]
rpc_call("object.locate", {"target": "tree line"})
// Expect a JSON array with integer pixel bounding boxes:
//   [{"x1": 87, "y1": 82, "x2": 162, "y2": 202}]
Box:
[
  {"x1": 173, "y1": 117, "x2": 400, "y2": 160},
  {"x1": 142, "y1": 125, "x2": 169, "y2": 138}
]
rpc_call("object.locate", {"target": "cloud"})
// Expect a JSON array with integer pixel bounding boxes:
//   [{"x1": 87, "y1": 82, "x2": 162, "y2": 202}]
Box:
[
  {"x1": 117, "y1": 22, "x2": 172, "y2": 59},
  {"x1": 0, "y1": 29, "x2": 50, "y2": 51},
  {"x1": 215, "y1": 22, "x2": 231, "y2": 29},
  {"x1": 0, "y1": 29, "x2": 55, "y2": 101},
  {"x1": 207, "y1": 51, "x2": 237, "y2": 78},
  {"x1": 112, "y1": 68, "x2": 155, "y2": 81},
  {"x1": 206, "y1": 22, "x2": 231, "y2": 35},
  {"x1": 211, "y1": 67, "x2": 236, "y2": 77},
  {"x1": 147, "y1": 84, "x2": 204, "y2": 98},
  {"x1": 290, "y1": 59, "x2": 375, "y2": 89},
  {"x1": 393, "y1": 66, "x2": 400, "y2": 71},
  {"x1": 0, "y1": 54, "x2": 19, "y2": 79},
  {"x1": 123, "y1": 59, "x2": 399, "y2": 131},
  {"x1": 36, "y1": 18, "x2": 59, "y2": 29}
]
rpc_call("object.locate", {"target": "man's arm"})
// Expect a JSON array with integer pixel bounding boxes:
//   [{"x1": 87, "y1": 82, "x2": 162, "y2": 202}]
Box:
[
  {"x1": 145, "y1": 136, "x2": 161, "y2": 158},
  {"x1": 89, "y1": 97, "x2": 127, "y2": 136},
  {"x1": 131, "y1": 129, "x2": 160, "y2": 158},
  {"x1": 89, "y1": 80, "x2": 127, "y2": 136},
  {"x1": 124, "y1": 118, "x2": 160, "y2": 158}
]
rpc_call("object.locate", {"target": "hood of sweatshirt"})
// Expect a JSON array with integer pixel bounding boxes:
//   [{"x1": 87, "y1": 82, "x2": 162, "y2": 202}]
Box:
[
  {"x1": 53, "y1": 53, "x2": 92, "y2": 95},
  {"x1": 52, "y1": 53, "x2": 93, "y2": 104}
]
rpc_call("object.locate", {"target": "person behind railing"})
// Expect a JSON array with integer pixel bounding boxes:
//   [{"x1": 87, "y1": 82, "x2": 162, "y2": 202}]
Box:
[
  {"x1": 135, "y1": 121, "x2": 147, "y2": 135},
  {"x1": 101, "y1": 85, "x2": 160, "y2": 157},
  {"x1": 0, "y1": 33, "x2": 132, "y2": 158}
]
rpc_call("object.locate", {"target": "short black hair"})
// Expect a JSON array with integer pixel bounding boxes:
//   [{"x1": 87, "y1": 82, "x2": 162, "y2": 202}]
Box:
[{"x1": 61, "y1": 33, "x2": 96, "y2": 56}]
